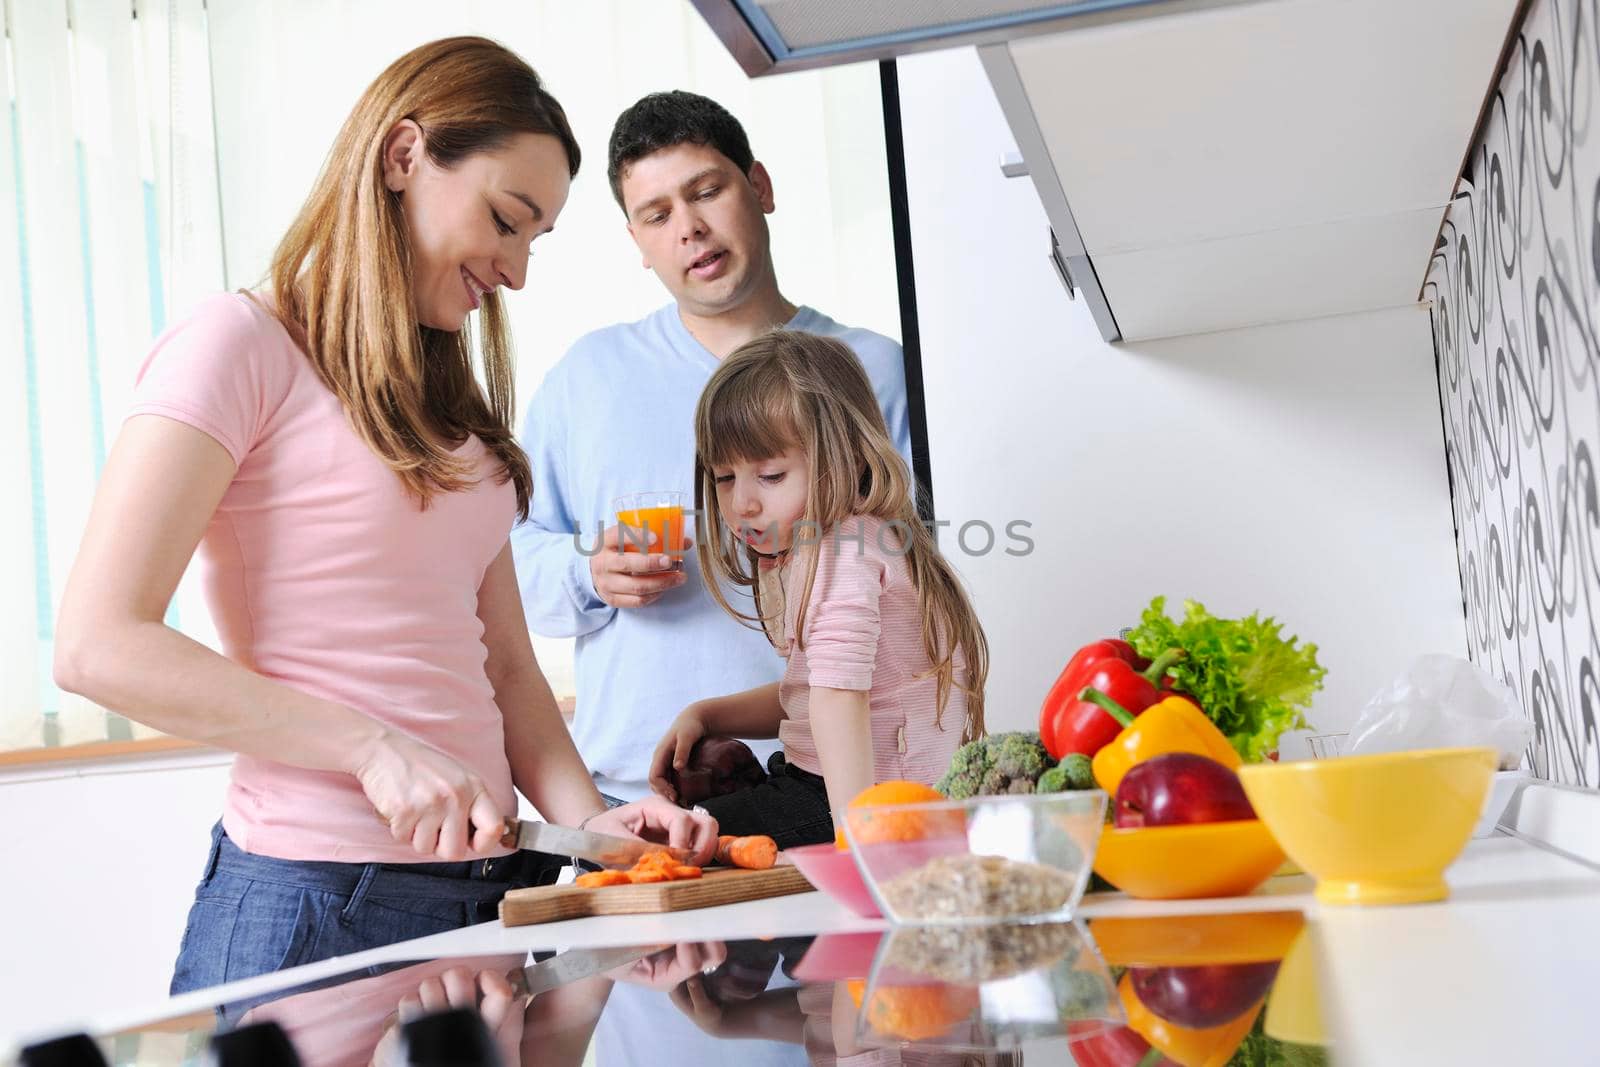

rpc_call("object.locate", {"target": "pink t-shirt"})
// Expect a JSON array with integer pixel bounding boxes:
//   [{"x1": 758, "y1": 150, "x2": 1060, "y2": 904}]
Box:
[
  {"x1": 129, "y1": 292, "x2": 518, "y2": 862},
  {"x1": 772, "y1": 516, "x2": 967, "y2": 787}
]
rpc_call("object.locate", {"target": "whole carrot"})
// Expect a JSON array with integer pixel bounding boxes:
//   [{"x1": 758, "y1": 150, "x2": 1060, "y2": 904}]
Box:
[{"x1": 715, "y1": 834, "x2": 778, "y2": 870}]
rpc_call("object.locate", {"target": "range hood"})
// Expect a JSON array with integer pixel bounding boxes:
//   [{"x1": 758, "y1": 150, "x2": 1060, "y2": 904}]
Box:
[{"x1": 690, "y1": 0, "x2": 1258, "y2": 77}]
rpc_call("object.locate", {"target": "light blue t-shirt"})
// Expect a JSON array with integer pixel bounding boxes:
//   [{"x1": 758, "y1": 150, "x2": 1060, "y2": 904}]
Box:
[{"x1": 511, "y1": 302, "x2": 910, "y2": 798}]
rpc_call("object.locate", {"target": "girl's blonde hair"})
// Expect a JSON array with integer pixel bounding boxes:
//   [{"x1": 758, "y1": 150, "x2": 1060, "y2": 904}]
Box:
[
  {"x1": 267, "y1": 36, "x2": 580, "y2": 519},
  {"x1": 694, "y1": 331, "x2": 988, "y2": 743}
]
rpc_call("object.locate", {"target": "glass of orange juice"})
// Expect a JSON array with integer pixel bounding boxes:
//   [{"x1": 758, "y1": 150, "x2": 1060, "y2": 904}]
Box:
[{"x1": 613, "y1": 491, "x2": 687, "y2": 566}]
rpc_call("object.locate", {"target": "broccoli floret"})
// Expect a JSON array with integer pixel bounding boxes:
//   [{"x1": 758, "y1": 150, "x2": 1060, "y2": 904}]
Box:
[
  {"x1": 936, "y1": 731, "x2": 1053, "y2": 797},
  {"x1": 992, "y1": 733, "x2": 1047, "y2": 783},
  {"x1": 1059, "y1": 754, "x2": 1095, "y2": 790},
  {"x1": 1038, "y1": 755, "x2": 1095, "y2": 794},
  {"x1": 936, "y1": 739, "x2": 993, "y2": 799}
]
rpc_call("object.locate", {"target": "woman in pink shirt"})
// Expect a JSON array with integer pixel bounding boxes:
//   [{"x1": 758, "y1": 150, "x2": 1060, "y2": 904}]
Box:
[
  {"x1": 648, "y1": 331, "x2": 990, "y2": 847},
  {"x1": 53, "y1": 37, "x2": 716, "y2": 993}
]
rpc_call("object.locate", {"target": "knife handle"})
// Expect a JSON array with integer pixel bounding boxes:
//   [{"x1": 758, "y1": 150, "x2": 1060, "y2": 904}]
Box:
[{"x1": 500, "y1": 816, "x2": 523, "y2": 851}]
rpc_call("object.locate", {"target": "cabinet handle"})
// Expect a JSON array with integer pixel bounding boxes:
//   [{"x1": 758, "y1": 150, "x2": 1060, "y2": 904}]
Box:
[{"x1": 1000, "y1": 151, "x2": 1028, "y2": 178}]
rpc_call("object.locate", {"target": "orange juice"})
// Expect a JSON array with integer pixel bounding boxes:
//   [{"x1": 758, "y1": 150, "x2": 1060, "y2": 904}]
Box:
[{"x1": 615, "y1": 504, "x2": 685, "y2": 556}]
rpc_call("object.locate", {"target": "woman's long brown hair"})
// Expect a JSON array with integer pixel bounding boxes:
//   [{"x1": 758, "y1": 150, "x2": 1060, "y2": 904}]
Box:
[
  {"x1": 694, "y1": 331, "x2": 989, "y2": 743},
  {"x1": 267, "y1": 36, "x2": 580, "y2": 518}
]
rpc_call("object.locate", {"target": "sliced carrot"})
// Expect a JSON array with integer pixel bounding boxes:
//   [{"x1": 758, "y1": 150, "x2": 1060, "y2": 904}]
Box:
[
  {"x1": 667, "y1": 865, "x2": 703, "y2": 880},
  {"x1": 574, "y1": 870, "x2": 631, "y2": 888},
  {"x1": 627, "y1": 869, "x2": 670, "y2": 883}
]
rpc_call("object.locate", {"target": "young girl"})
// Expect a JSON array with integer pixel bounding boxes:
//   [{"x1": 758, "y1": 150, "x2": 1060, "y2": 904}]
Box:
[
  {"x1": 648, "y1": 330, "x2": 988, "y2": 847},
  {"x1": 54, "y1": 37, "x2": 716, "y2": 993}
]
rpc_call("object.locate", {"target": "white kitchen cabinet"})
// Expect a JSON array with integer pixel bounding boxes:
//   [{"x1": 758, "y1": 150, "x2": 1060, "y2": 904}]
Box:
[{"x1": 982, "y1": 0, "x2": 1520, "y2": 339}]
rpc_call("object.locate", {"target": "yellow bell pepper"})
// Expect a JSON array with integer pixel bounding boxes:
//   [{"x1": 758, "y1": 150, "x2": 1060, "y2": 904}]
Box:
[
  {"x1": 1118, "y1": 972, "x2": 1262, "y2": 1067},
  {"x1": 1081, "y1": 687, "x2": 1241, "y2": 795}
]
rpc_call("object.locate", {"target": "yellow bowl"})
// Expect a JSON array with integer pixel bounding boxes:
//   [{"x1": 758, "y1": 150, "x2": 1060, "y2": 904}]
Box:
[
  {"x1": 1238, "y1": 746, "x2": 1495, "y2": 906},
  {"x1": 1092, "y1": 819, "x2": 1286, "y2": 900}
]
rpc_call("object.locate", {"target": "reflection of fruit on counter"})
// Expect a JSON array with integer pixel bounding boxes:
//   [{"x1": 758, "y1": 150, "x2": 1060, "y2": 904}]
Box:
[
  {"x1": 1129, "y1": 962, "x2": 1280, "y2": 1029},
  {"x1": 847, "y1": 979, "x2": 980, "y2": 1042},
  {"x1": 1119, "y1": 971, "x2": 1262, "y2": 1067}
]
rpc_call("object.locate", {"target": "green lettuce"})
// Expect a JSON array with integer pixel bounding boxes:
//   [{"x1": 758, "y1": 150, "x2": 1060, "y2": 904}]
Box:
[
  {"x1": 1226, "y1": 1012, "x2": 1330, "y2": 1066},
  {"x1": 1125, "y1": 597, "x2": 1325, "y2": 762}
]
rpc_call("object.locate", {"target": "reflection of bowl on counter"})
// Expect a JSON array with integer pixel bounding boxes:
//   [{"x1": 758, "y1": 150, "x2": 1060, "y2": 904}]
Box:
[
  {"x1": 1238, "y1": 746, "x2": 1495, "y2": 905},
  {"x1": 1264, "y1": 926, "x2": 1327, "y2": 1047},
  {"x1": 854, "y1": 919, "x2": 1120, "y2": 1052},
  {"x1": 1092, "y1": 819, "x2": 1285, "y2": 900},
  {"x1": 881, "y1": 922, "x2": 1081, "y2": 985},
  {"x1": 789, "y1": 930, "x2": 883, "y2": 983},
  {"x1": 842, "y1": 790, "x2": 1106, "y2": 924},
  {"x1": 1089, "y1": 911, "x2": 1305, "y2": 968}
]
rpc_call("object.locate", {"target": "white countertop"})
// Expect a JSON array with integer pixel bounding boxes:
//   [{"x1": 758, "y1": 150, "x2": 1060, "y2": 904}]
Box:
[{"x1": 17, "y1": 831, "x2": 1600, "y2": 1065}]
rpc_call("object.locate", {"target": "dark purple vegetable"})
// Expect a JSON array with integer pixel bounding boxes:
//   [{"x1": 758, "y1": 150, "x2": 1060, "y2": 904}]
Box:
[{"x1": 669, "y1": 735, "x2": 768, "y2": 805}]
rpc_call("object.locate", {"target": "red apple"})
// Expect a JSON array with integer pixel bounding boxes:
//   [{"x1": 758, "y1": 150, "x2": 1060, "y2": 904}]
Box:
[
  {"x1": 1113, "y1": 752, "x2": 1256, "y2": 828},
  {"x1": 1129, "y1": 961, "x2": 1281, "y2": 1028}
]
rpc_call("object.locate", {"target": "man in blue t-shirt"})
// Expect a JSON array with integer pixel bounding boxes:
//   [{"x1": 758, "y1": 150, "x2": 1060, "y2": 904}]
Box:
[{"x1": 512, "y1": 91, "x2": 910, "y2": 803}]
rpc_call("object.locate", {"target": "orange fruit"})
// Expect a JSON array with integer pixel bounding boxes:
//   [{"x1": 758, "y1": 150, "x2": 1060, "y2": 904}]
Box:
[{"x1": 834, "y1": 781, "x2": 948, "y2": 849}]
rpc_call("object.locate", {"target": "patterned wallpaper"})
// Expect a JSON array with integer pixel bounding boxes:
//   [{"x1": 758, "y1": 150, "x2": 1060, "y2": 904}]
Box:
[{"x1": 1426, "y1": 0, "x2": 1600, "y2": 786}]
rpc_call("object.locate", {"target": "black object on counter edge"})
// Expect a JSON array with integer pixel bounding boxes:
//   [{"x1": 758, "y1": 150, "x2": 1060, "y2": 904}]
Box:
[
  {"x1": 399, "y1": 1008, "x2": 501, "y2": 1067},
  {"x1": 207, "y1": 1022, "x2": 302, "y2": 1067},
  {"x1": 18, "y1": 1034, "x2": 109, "y2": 1067}
]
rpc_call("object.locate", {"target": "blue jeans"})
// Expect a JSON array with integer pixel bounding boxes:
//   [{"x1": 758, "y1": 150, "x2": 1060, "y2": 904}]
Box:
[{"x1": 171, "y1": 822, "x2": 567, "y2": 995}]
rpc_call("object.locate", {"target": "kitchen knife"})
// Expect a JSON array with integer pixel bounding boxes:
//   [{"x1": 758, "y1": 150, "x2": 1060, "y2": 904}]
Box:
[
  {"x1": 499, "y1": 817, "x2": 693, "y2": 869},
  {"x1": 507, "y1": 943, "x2": 664, "y2": 997}
]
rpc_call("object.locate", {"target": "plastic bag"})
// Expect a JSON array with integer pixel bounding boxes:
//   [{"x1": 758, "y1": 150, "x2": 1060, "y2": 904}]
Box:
[{"x1": 1345, "y1": 655, "x2": 1531, "y2": 769}]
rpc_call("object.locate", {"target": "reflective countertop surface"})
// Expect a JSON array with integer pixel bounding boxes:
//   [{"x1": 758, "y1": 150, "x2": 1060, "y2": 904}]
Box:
[
  {"x1": 41, "y1": 912, "x2": 1331, "y2": 1067},
  {"x1": 15, "y1": 833, "x2": 1600, "y2": 1066}
]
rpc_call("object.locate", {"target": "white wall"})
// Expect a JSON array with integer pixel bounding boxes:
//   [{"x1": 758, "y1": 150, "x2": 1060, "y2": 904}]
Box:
[{"x1": 898, "y1": 47, "x2": 1467, "y2": 736}]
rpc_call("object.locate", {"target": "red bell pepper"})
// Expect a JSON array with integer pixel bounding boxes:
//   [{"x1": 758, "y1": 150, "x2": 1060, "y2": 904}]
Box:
[
  {"x1": 1041, "y1": 647, "x2": 1184, "y2": 759},
  {"x1": 1039, "y1": 639, "x2": 1144, "y2": 754}
]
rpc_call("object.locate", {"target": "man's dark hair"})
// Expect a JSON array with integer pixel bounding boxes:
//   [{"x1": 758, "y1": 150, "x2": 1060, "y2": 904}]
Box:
[{"x1": 607, "y1": 91, "x2": 755, "y2": 210}]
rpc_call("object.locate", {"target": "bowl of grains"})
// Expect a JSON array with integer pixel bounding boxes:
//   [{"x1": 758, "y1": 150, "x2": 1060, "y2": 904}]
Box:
[{"x1": 840, "y1": 790, "x2": 1107, "y2": 925}]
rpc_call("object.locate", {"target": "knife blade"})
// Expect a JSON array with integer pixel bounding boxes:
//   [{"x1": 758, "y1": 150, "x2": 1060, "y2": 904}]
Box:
[
  {"x1": 500, "y1": 817, "x2": 692, "y2": 869},
  {"x1": 507, "y1": 943, "x2": 664, "y2": 997}
]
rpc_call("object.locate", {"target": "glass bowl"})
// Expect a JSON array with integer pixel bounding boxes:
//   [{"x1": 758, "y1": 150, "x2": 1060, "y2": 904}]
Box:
[
  {"x1": 840, "y1": 790, "x2": 1107, "y2": 925},
  {"x1": 850, "y1": 920, "x2": 1120, "y2": 1052}
]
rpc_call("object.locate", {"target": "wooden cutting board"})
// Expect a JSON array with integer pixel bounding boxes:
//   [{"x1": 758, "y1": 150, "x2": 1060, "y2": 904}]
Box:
[{"x1": 500, "y1": 865, "x2": 815, "y2": 927}]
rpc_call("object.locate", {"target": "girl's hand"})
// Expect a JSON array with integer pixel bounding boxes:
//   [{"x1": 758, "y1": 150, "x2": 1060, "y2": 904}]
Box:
[
  {"x1": 586, "y1": 794, "x2": 720, "y2": 865},
  {"x1": 353, "y1": 729, "x2": 506, "y2": 861},
  {"x1": 649, "y1": 704, "x2": 708, "y2": 803}
]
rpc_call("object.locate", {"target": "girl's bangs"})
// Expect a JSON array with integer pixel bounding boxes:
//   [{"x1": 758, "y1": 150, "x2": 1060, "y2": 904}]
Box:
[{"x1": 704, "y1": 382, "x2": 800, "y2": 469}]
